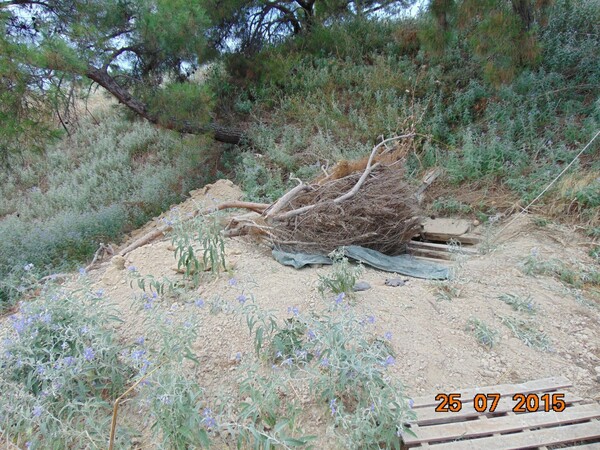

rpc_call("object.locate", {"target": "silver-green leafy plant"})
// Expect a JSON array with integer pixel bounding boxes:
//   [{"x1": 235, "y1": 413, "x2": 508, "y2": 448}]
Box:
[
  {"x1": 317, "y1": 248, "x2": 363, "y2": 297},
  {"x1": 0, "y1": 282, "x2": 134, "y2": 449},
  {"x1": 497, "y1": 293, "x2": 537, "y2": 314},
  {"x1": 126, "y1": 289, "x2": 209, "y2": 449},
  {"x1": 171, "y1": 211, "x2": 227, "y2": 287},
  {"x1": 501, "y1": 316, "x2": 552, "y2": 351},
  {"x1": 237, "y1": 295, "x2": 415, "y2": 448},
  {"x1": 465, "y1": 317, "x2": 499, "y2": 349}
]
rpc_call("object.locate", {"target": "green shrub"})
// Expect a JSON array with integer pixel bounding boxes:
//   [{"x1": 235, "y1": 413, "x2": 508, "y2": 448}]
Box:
[
  {"x1": 0, "y1": 280, "x2": 133, "y2": 448},
  {"x1": 240, "y1": 296, "x2": 415, "y2": 448},
  {"x1": 0, "y1": 114, "x2": 213, "y2": 310},
  {"x1": 465, "y1": 318, "x2": 499, "y2": 349},
  {"x1": 318, "y1": 249, "x2": 364, "y2": 297}
]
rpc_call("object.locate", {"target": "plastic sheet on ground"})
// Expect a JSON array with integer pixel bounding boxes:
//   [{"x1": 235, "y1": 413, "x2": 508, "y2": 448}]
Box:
[{"x1": 272, "y1": 245, "x2": 449, "y2": 280}]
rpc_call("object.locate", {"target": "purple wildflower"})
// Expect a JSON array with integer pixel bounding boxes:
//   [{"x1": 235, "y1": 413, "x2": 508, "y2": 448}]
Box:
[
  {"x1": 384, "y1": 331, "x2": 392, "y2": 340},
  {"x1": 334, "y1": 292, "x2": 345, "y2": 304},
  {"x1": 237, "y1": 294, "x2": 248, "y2": 304},
  {"x1": 330, "y1": 398, "x2": 337, "y2": 416},
  {"x1": 136, "y1": 336, "x2": 145, "y2": 345},
  {"x1": 307, "y1": 329, "x2": 316, "y2": 340},
  {"x1": 383, "y1": 355, "x2": 395, "y2": 367},
  {"x1": 95, "y1": 289, "x2": 104, "y2": 298},
  {"x1": 127, "y1": 266, "x2": 137, "y2": 272},
  {"x1": 158, "y1": 394, "x2": 173, "y2": 405},
  {"x1": 40, "y1": 313, "x2": 51, "y2": 324},
  {"x1": 23, "y1": 263, "x2": 34, "y2": 272},
  {"x1": 366, "y1": 315, "x2": 376, "y2": 324},
  {"x1": 83, "y1": 347, "x2": 95, "y2": 361},
  {"x1": 131, "y1": 349, "x2": 146, "y2": 362},
  {"x1": 288, "y1": 306, "x2": 299, "y2": 316},
  {"x1": 281, "y1": 358, "x2": 293, "y2": 366},
  {"x1": 295, "y1": 349, "x2": 307, "y2": 359},
  {"x1": 194, "y1": 298, "x2": 205, "y2": 308},
  {"x1": 202, "y1": 408, "x2": 217, "y2": 429},
  {"x1": 228, "y1": 278, "x2": 238, "y2": 286},
  {"x1": 320, "y1": 357, "x2": 329, "y2": 367},
  {"x1": 79, "y1": 267, "x2": 86, "y2": 275},
  {"x1": 12, "y1": 318, "x2": 26, "y2": 334},
  {"x1": 63, "y1": 356, "x2": 76, "y2": 367},
  {"x1": 32, "y1": 406, "x2": 43, "y2": 418},
  {"x1": 408, "y1": 398, "x2": 414, "y2": 409}
]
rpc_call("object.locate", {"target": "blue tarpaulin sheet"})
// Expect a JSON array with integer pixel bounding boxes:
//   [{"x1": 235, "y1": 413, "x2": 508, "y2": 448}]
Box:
[{"x1": 272, "y1": 245, "x2": 449, "y2": 280}]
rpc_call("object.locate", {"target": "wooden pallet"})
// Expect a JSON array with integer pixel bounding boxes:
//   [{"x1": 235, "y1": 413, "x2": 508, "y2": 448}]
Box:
[
  {"x1": 403, "y1": 377, "x2": 600, "y2": 449},
  {"x1": 408, "y1": 218, "x2": 482, "y2": 261},
  {"x1": 407, "y1": 240, "x2": 479, "y2": 261}
]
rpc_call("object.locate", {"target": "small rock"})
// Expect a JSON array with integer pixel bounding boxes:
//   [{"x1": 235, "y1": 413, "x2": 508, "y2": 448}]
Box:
[
  {"x1": 594, "y1": 366, "x2": 600, "y2": 376},
  {"x1": 353, "y1": 281, "x2": 372, "y2": 292},
  {"x1": 385, "y1": 278, "x2": 407, "y2": 287},
  {"x1": 481, "y1": 370, "x2": 497, "y2": 378},
  {"x1": 111, "y1": 255, "x2": 126, "y2": 270}
]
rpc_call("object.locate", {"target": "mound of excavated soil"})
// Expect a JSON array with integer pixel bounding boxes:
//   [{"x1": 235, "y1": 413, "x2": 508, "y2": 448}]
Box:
[{"x1": 2, "y1": 179, "x2": 599, "y2": 447}]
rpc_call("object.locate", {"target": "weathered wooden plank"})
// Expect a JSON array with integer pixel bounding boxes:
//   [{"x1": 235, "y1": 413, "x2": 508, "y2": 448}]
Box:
[
  {"x1": 422, "y1": 420, "x2": 600, "y2": 450},
  {"x1": 404, "y1": 404, "x2": 600, "y2": 445},
  {"x1": 408, "y1": 241, "x2": 478, "y2": 255},
  {"x1": 412, "y1": 256, "x2": 449, "y2": 264},
  {"x1": 408, "y1": 247, "x2": 454, "y2": 261},
  {"x1": 411, "y1": 377, "x2": 573, "y2": 409},
  {"x1": 448, "y1": 234, "x2": 482, "y2": 245},
  {"x1": 561, "y1": 443, "x2": 600, "y2": 449},
  {"x1": 422, "y1": 218, "x2": 471, "y2": 239},
  {"x1": 412, "y1": 392, "x2": 582, "y2": 426}
]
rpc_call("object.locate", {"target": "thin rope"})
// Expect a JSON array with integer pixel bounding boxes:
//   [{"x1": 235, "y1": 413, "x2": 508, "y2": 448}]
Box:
[{"x1": 496, "y1": 129, "x2": 600, "y2": 237}]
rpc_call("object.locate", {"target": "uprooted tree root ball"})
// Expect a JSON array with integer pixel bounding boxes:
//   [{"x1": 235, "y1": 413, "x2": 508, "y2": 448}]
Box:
[
  {"x1": 268, "y1": 166, "x2": 421, "y2": 254},
  {"x1": 118, "y1": 135, "x2": 424, "y2": 258}
]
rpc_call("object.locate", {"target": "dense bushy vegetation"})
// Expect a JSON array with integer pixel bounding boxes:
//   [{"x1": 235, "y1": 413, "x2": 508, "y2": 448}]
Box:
[
  {"x1": 0, "y1": 113, "x2": 213, "y2": 309},
  {"x1": 213, "y1": 0, "x2": 599, "y2": 220}
]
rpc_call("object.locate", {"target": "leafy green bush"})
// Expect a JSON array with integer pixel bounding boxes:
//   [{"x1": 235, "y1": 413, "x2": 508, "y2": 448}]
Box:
[
  {"x1": 171, "y1": 210, "x2": 227, "y2": 287},
  {"x1": 0, "y1": 114, "x2": 213, "y2": 310},
  {"x1": 0, "y1": 280, "x2": 133, "y2": 448},
  {"x1": 240, "y1": 295, "x2": 415, "y2": 448},
  {"x1": 465, "y1": 318, "x2": 499, "y2": 349},
  {"x1": 318, "y1": 249, "x2": 364, "y2": 297},
  {"x1": 501, "y1": 316, "x2": 553, "y2": 352},
  {"x1": 497, "y1": 293, "x2": 537, "y2": 314}
]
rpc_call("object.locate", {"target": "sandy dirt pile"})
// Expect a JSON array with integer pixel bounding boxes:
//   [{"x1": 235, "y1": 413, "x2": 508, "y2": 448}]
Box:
[
  {"x1": 98, "y1": 180, "x2": 600, "y2": 400},
  {"x1": 2, "y1": 179, "x2": 599, "y2": 447}
]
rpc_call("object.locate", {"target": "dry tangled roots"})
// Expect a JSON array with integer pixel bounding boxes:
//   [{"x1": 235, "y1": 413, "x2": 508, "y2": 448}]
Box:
[
  {"x1": 119, "y1": 135, "x2": 425, "y2": 257},
  {"x1": 265, "y1": 167, "x2": 421, "y2": 254}
]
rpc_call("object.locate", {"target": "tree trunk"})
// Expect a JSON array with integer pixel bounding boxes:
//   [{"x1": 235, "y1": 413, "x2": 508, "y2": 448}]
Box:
[
  {"x1": 511, "y1": 0, "x2": 533, "y2": 31},
  {"x1": 85, "y1": 66, "x2": 245, "y2": 145}
]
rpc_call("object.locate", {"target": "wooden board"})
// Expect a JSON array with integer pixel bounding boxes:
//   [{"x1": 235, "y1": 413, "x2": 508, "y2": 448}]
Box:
[
  {"x1": 410, "y1": 377, "x2": 573, "y2": 409},
  {"x1": 408, "y1": 241, "x2": 478, "y2": 259},
  {"x1": 404, "y1": 377, "x2": 600, "y2": 450},
  {"x1": 422, "y1": 218, "x2": 471, "y2": 241}
]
